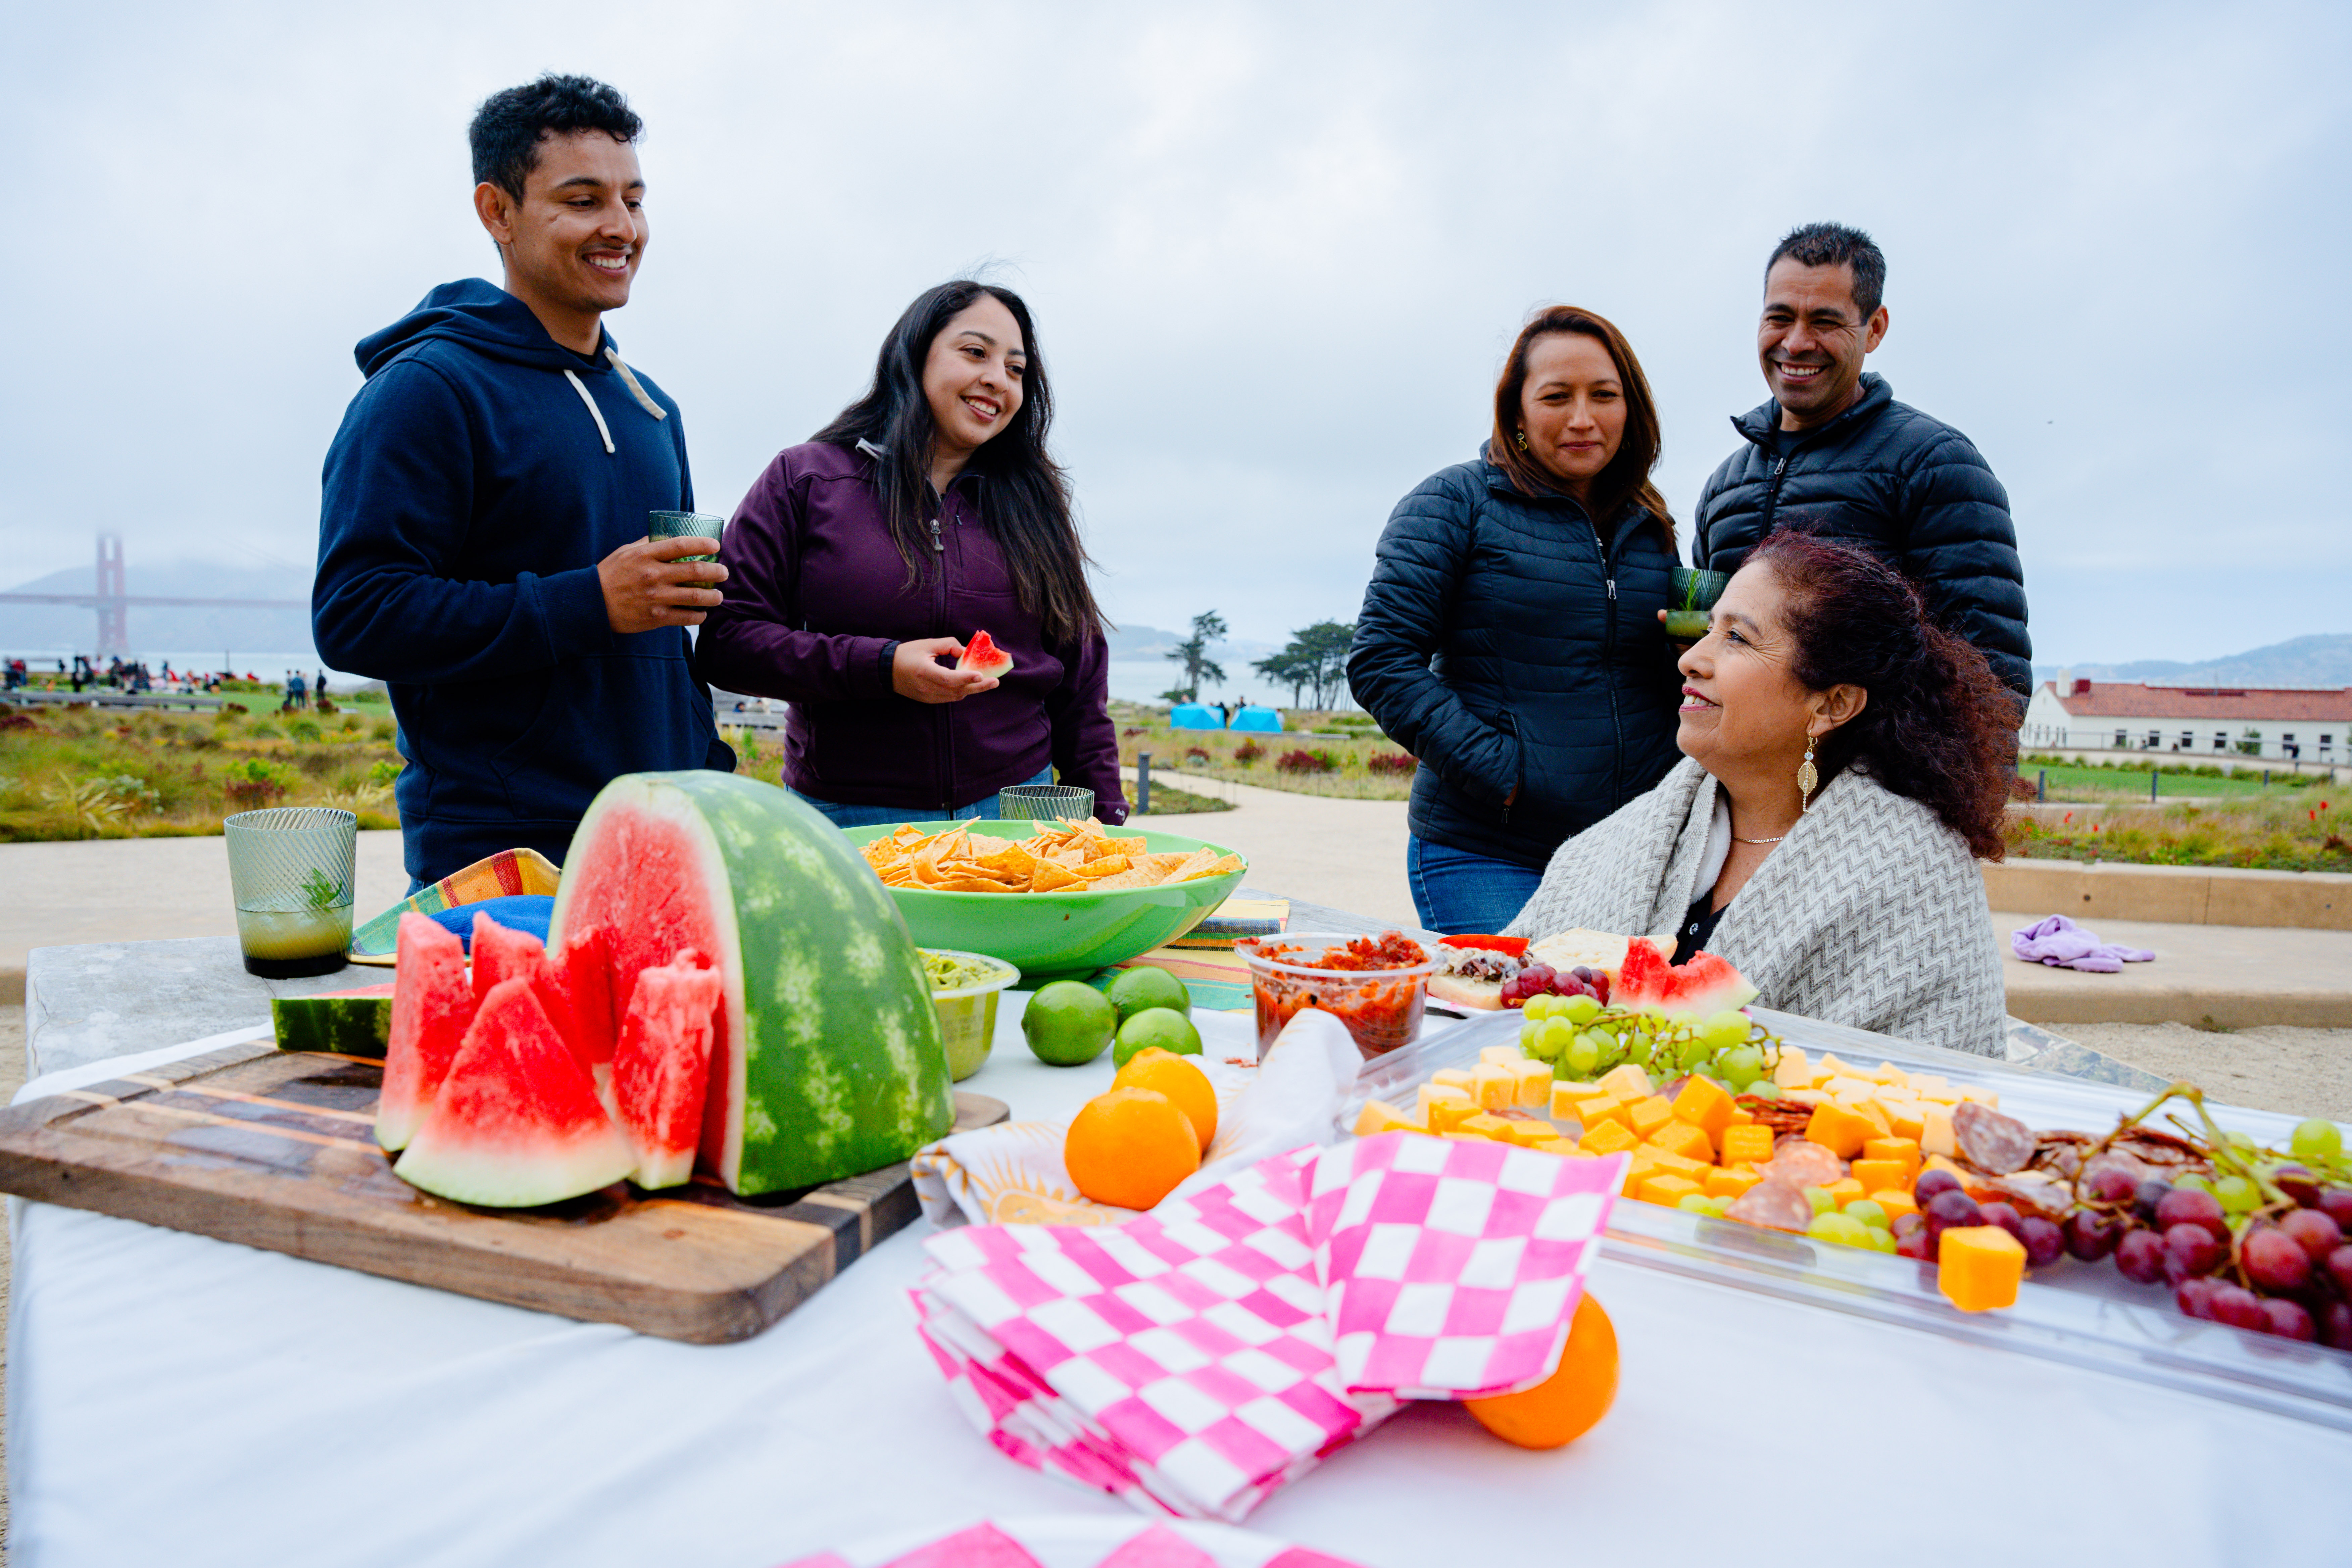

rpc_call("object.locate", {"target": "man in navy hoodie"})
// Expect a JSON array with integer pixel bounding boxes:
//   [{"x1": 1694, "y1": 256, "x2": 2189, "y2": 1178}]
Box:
[{"x1": 314, "y1": 75, "x2": 732, "y2": 885}]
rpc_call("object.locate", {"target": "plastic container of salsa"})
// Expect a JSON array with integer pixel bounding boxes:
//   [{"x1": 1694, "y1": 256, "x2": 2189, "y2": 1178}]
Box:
[{"x1": 1238, "y1": 932, "x2": 1436, "y2": 1060}]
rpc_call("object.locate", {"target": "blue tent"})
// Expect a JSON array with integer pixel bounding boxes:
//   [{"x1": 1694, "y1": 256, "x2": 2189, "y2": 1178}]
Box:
[
  {"x1": 1169, "y1": 703, "x2": 1224, "y2": 731},
  {"x1": 1230, "y1": 706, "x2": 1283, "y2": 733}
]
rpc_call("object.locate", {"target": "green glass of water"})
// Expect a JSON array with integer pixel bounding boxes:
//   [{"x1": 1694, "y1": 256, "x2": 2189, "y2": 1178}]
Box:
[
  {"x1": 224, "y1": 806, "x2": 357, "y2": 978},
  {"x1": 649, "y1": 509, "x2": 727, "y2": 564},
  {"x1": 997, "y1": 784, "x2": 1095, "y2": 823}
]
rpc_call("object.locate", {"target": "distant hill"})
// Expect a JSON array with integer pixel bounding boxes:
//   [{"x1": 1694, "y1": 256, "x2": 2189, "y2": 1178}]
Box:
[
  {"x1": 0, "y1": 559, "x2": 313, "y2": 657},
  {"x1": 2035, "y1": 634, "x2": 2352, "y2": 691}
]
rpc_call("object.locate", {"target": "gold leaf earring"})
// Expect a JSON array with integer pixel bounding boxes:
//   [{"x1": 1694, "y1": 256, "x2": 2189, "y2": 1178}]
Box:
[
  {"x1": 1514, "y1": 429, "x2": 1529, "y2": 451},
  {"x1": 1798, "y1": 736, "x2": 1818, "y2": 813}
]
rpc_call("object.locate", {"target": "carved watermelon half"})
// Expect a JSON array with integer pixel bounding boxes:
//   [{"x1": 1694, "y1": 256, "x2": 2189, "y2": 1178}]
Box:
[
  {"x1": 956, "y1": 629, "x2": 1014, "y2": 679},
  {"x1": 612, "y1": 961, "x2": 724, "y2": 1188},
  {"x1": 391, "y1": 977, "x2": 636, "y2": 1207},
  {"x1": 551, "y1": 771, "x2": 953, "y2": 1196},
  {"x1": 1615, "y1": 942, "x2": 1758, "y2": 1017},
  {"x1": 377, "y1": 913, "x2": 476, "y2": 1152}
]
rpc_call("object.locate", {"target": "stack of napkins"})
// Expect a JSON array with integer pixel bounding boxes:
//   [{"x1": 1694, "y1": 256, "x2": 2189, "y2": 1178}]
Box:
[{"x1": 912, "y1": 1133, "x2": 1624, "y2": 1521}]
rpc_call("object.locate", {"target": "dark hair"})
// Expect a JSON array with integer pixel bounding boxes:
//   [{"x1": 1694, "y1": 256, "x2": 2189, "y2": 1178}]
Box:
[
  {"x1": 1490, "y1": 305, "x2": 1674, "y2": 550},
  {"x1": 1766, "y1": 223, "x2": 1886, "y2": 318},
  {"x1": 813, "y1": 281, "x2": 1102, "y2": 645},
  {"x1": 470, "y1": 75, "x2": 642, "y2": 200},
  {"x1": 1747, "y1": 529, "x2": 2012, "y2": 859}
]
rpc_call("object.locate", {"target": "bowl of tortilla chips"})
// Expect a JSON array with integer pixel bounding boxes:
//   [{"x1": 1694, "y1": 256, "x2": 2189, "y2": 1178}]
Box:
[{"x1": 847, "y1": 817, "x2": 1248, "y2": 980}]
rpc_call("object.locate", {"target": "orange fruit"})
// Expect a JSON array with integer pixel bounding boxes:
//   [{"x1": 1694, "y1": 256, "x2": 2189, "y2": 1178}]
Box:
[
  {"x1": 1064, "y1": 1087, "x2": 1201, "y2": 1210},
  {"x1": 1113, "y1": 1048, "x2": 1218, "y2": 1153},
  {"x1": 1463, "y1": 1292, "x2": 1618, "y2": 1449}
]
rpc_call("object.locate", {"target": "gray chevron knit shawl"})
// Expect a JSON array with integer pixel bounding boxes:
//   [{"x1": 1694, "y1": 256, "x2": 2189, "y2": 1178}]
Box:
[{"x1": 1502, "y1": 757, "x2": 2005, "y2": 1056}]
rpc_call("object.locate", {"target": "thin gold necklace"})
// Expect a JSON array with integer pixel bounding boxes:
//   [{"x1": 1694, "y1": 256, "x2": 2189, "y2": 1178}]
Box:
[{"x1": 1732, "y1": 833, "x2": 1785, "y2": 844}]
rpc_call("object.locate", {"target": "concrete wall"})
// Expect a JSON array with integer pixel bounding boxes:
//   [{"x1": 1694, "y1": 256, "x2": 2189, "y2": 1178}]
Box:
[{"x1": 1983, "y1": 858, "x2": 2352, "y2": 930}]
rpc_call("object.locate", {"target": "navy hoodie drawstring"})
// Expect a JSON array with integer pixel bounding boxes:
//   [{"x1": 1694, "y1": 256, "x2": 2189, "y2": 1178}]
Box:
[{"x1": 563, "y1": 370, "x2": 615, "y2": 454}]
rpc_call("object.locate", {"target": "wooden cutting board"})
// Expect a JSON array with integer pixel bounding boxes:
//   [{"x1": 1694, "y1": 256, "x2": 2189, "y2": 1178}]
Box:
[{"x1": 0, "y1": 1042, "x2": 1007, "y2": 1344}]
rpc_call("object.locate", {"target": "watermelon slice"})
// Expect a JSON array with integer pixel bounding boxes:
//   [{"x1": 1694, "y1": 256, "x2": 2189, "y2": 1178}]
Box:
[
  {"x1": 272, "y1": 981, "x2": 398, "y2": 1058},
  {"x1": 471, "y1": 912, "x2": 546, "y2": 1005},
  {"x1": 391, "y1": 977, "x2": 636, "y2": 1207},
  {"x1": 552, "y1": 771, "x2": 953, "y2": 1196},
  {"x1": 536, "y1": 922, "x2": 621, "y2": 1089},
  {"x1": 956, "y1": 629, "x2": 1013, "y2": 679},
  {"x1": 612, "y1": 961, "x2": 724, "y2": 1188},
  {"x1": 1616, "y1": 944, "x2": 1759, "y2": 1017},
  {"x1": 377, "y1": 913, "x2": 477, "y2": 1152}
]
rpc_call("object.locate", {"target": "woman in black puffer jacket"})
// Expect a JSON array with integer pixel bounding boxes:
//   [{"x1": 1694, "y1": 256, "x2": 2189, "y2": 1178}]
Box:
[{"x1": 1348, "y1": 305, "x2": 1683, "y2": 934}]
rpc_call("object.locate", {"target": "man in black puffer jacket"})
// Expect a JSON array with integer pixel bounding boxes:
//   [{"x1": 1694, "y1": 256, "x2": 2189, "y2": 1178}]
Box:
[{"x1": 1693, "y1": 223, "x2": 2032, "y2": 704}]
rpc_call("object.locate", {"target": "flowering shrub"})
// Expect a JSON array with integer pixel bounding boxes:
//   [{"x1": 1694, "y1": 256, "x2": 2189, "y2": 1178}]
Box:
[
  {"x1": 1276, "y1": 748, "x2": 1337, "y2": 774},
  {"x1": 1233, "y1": 740, "x2": 1264, "y2": 764},
  {"x1": 1366, "y1": 751, "x2": 1418, "y2": 776}
]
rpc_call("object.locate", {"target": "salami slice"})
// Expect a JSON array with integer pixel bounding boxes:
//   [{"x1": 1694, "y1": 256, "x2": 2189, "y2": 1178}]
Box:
[
  {"x1": 1763, "y1": 1140, "x2": 1846, "y2": 1190},
  {"x1": 1953, "y1": 1101, "x2": 2035, "y2": 1175},
  {"x1": 1725, "y1": 1180, "x2": 1814, "y2": 1233}
]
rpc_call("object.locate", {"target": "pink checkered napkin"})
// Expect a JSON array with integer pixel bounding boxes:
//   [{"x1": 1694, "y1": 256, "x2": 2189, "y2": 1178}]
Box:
[
  {"x1": 912, "y1": 1150, "x2": 1397, "y2": 1522},
  {"x1": 1305, "y1": 1132, "x2": 1624, "y2": 1400}
]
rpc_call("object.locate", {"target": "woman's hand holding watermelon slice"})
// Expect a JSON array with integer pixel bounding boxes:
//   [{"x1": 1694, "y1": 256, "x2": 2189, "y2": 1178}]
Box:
[{"x1": 892, "y1": 636, "x2": 999, "y2": 704}]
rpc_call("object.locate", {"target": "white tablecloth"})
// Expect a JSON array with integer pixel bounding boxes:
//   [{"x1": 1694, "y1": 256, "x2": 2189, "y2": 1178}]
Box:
[{"x1": 10, "y1": 1006, "x2": 2352, "y2": 1566}]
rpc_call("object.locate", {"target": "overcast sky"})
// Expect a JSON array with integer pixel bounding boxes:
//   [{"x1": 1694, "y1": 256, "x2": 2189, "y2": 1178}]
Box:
[{"x1": 6, "y1": 0, "x2": 2348, "y2": 665}]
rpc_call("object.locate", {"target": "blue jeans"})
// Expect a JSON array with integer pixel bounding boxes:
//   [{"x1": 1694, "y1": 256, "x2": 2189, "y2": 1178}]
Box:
[
  {"x1": 1406, "y1": 835, "x2": 1544, "y2": 935},
  {"x1": 792, "y1": 769, "x2": 1055, "y2": 830}
]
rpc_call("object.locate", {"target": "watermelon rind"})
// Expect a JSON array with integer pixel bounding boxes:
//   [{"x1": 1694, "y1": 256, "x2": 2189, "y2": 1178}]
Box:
[
  {"x1": 391, "y1": 978, "x2": 636, "y2": 1207},
  {"x1": 552, "y1": 771, "x2": 954, "y2": 1197},
  {"x1": 272, "y1": 984, "x2": 396, "y2": 1058}
]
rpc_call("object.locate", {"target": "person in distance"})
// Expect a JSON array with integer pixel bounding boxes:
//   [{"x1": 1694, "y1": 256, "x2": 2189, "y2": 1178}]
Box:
[
  {"x1": 314, "y1": 74, "x2": 732, "y2": 887},
  {"x1": 1349, "y1": 306, "x2": 1683, "y2": 934},
  {"x1": 1687, "y1": 223, "x2": 2031, "y2": 706},
  {"x1": 1505, "y1": 530, "x2": 2010, "y2": 1056},
  {"x1": 695, "y1": 281, "x2": 1128, "y2": 827}
]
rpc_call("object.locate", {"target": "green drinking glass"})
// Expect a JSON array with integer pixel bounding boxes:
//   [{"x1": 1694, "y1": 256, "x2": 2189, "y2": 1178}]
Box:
[
  {"x1": 649, "y1": 510, "x2": 727, "y2": 564},
  {"x1": 224, "y1": 806, "x2": 357, "y2": 978}
]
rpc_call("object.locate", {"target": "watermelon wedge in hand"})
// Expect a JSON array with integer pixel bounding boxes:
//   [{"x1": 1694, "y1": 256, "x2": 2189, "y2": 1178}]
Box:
[
  {"x1": 956, "y1": 629, "x2": 1013, "y2": 679},
  {"x1": 392, "y1": 977, "x2": 636, "y2": 1207}
]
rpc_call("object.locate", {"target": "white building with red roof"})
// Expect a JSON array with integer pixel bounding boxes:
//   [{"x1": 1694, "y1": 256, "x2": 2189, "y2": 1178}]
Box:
[{"x1": 2021, "y1": 679, "x2": 2352, "y2": 763}]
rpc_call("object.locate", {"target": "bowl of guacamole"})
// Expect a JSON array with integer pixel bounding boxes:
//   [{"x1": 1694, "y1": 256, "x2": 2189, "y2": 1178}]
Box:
[{"x1": 920, "y1": 948, "x2": 1021, "y2": 1082}]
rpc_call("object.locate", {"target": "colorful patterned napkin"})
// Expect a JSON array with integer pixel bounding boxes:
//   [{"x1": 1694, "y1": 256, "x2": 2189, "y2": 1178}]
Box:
[
  {"x1": 912, "y1": 1134, "x2": 1624, "y2": 1521},
  {"x1": 776, "y1": 1517, "x2": 1365, "y2": 1567},
  {"x1": 346, "y1": 847, "x2": 561, "y2": 964}
]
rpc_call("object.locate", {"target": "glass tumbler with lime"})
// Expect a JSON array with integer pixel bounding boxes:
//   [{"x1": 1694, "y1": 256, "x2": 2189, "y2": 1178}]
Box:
[{"x1": 1665, "y1": 567, "x2": 1731, "y2": 640}]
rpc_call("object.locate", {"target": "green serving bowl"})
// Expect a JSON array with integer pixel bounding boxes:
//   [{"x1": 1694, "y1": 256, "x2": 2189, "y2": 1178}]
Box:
[{"x1": 846, "y1": 820, "x2": 1248, "y2": 981}]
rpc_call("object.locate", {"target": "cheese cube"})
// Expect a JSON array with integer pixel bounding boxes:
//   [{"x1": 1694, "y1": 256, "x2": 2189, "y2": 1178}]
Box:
[
  {"x1": 1726, "y1": 1106, "x2": 1757, "y2": 1128},
  {"x1": 1511, "y1": 1059, "x2": 1554, "y2": 1109},
  {"x1": 1459, "y1": 1113, "x2": 1516, "y2": 1141},
  {"x1": 1719, "y1": 1124, "x2": 1776, "y2": 1166},
  {"x1": 1638, "y1": 1172, "x2": 1704, "y2": 1208},
  {"x1": 1958, "y1": 1086, "x2": 2002, "y2": 1108},
  {"x1": 1417, "y1": 1082, "x2": 1472, "y2": 1119},
  {"x1": 1824, "y1": 1177, "x2": 1866, "y2": 1209},
  {"x1": 1909, "y1": 1075, "x2": 1949, "y2": 1094},
  {"x1": 1920, "y1": 1108, "x2": 1958, "y2": 1158},
  {"x1": 1579, "y1": 1097, "x2": 1634, "y2": 1134},
  {"x1": 1782, "y1": 1088, "x2": 1828, "y2": 1108},
  {"x1": 1804, "y1": 1102, "x2": 1877, "y2": 1160},
  {"x1": 1646, "y1": 1148, "x2": 1712, "y2": 1181},
  {"x1": 1815, "y1": 1053, "x2": 1853, "y2": 1080},
  {"x1": 1427, "y1": 1096, "x2": 1482, "y2": 1134},
  {"x1": 1851, "y1": 1099, "x2": 1893, "y2": 1137},
  {"x1": 1705, "y1": 1166, "x2": 1762, "y2": 1199},
  {"x1": 1353, "y1": 1098, "x2": 1423, "y2": 1136},
  {"x1": 1851, "y1": 1159, "x2": 1912, "y2": 1195},
  {"x1": 1670, "y1": 1075, "x2": 1736, "y2": 1142},
  {"x1": 1552, "y1": 1081, "x2": 1602, "y2": 1120},
  {"x1": 1869, "y1": 1062, "x2": 1911, "y2": 1085},
  {"x1": 1471, "y1": 1065, "x2": 1518, "y2": 1111},
  {"x1": 1431, "y1": 1068, "x2": 1474, "y2": 1091},
  {"x1": 1863, "y1": 1137, "x2": 1921, "y2": 1176},
  {"x1": 1938, "y1": 1225, "x2": 2025, "y2": 1312},
  {"x1": 1824, "y1": 1075, "x2": 1880, "y2": 1101},
  {"x1": 1480, "y1": 1045, "x2": 1523, "y2": 1069},
  {"x1": 1887, "y1": 1105, "x2": 1928, "y2": 1142},
  {"x1": 1597, "y1": 1064, "x2": 1654, "y2": 1101},
  {"x1": 1578, "y1": 1119, "x2": 1639, "y2": 1158},
  {"x1": 1527, "y1": 1135, "x2": 1580, "y2": 1158},
  {"x1": 1497, "y1": 1116, "x2": 1564, "y2": 1148},
  {"x1": 1770, "y1": 1046, "x2": 1812, "y2": 1089},
  {"x1": 1628, "y1": 1095, "x2": 1676, "y2": 1139},
  {"x1": 1872, "y1": 1189, "x2": 1919, "y2": 1221},
  {"x1": 1648, "y1": 1119, "x2": 1714, "y2": 1163}
]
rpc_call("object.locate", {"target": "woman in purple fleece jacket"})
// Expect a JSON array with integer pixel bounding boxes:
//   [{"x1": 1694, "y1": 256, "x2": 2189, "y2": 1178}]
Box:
[{"x1": 696, "y1": 281, "x2": 1129, "y2": 827}]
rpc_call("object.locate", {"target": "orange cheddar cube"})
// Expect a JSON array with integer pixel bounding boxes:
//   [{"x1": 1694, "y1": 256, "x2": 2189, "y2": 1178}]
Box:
[
  {"x1": 1851, "y1": 1159, "x2": 1911, "y2": 1196},
  {"x1": 1426, "y1": 1096, "x2": 1482, "y2": 1134},
  {"x1": 1580, "y1": 1097, "x2": 1633, "y2": 1134},
  {"x1": 1597, "y1": 1063, "x2": 1654, "y2": 1101},
  {"x1": 1938, "y1": 1225, "x2": 2025, "y2": 1311},
  {"x1": 1496, "y1": 1115, "x2": 1563, "y2": 1148},
  {"x1": 1647, "y1": 1118, "x2": 1715, "y2": 1164},
  {"x1": 1577, "y1": 1119, "x2": 1639, "y2": 1158},
  {"x1": 1669, "y1": 1075, "x2": 1737, "y2": 1142},
  {"x1": 1719, "y1": 1124, "x2": 1776, "y2": 1166},
  {"x1": 1864, "y1": 1137, "x2": 1921, "y2": 1175},
  {"x1": 1825, "y1": 1177, "x2": 1866, "y2": 1209},
  {"x1": 1638, "y1": 1172, "x2": 1704, "y2": 1208},
  {"x1": 1726, "y1": 1106, "x2": 1757, "y2": 1127},
  {"x1": 1353, "y1": 1098, "x2": 1423, "y2": 1136},
  {"x1": 1804, "y1": 1102, "x2": 1877, "y2": 1160},
  {"x1": 1527, "y1": 1134, "x2": 1580, "y2": 1157},
  {"x1": 1705, "y1": 1166, "x2": 1762, "y2": 1199},
  {"x1": 1551, "y1": 1082, "x2": 1604, "y2": 1120},
  {"x1": 1647, "y1": 1148, "x2": 1712, "y2": 1181},
  {"x1": 1888, "y1": 1105, "x2": 1928, "y2": 1142},
  {"x1": 1628, "y1": 1095, "x2": 1676, "y2": 1138},
  {"x1": 1871, "y1": 1189, "x2": 1919, "y2": 1221},
  {"x1": 1459, "y1": 1113, "x2": 1517, "y2": 1141}
]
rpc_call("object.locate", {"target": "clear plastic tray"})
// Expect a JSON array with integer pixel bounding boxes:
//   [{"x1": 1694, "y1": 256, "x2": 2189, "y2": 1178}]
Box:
[{"x1": 1345, "y1": 1006, "x2": 2352, "y2": 1431}]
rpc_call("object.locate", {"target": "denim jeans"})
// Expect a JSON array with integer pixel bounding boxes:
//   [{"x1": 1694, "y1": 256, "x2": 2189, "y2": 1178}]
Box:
[
  {"x1": 791, "y1": 768, "x2": 1056, "y2": 830},
  {"x1": 1405, "y1": 835, "x2": 1544, "y2": 935}
]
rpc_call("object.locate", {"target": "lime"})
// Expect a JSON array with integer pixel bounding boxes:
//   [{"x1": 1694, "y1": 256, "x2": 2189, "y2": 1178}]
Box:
[
  {"x1": 1112, "y1": 1007, "x2": 1203, "y2": 1069},
  {"x1": 1106, "y1": 966, "x2": 1192, "y2": 1025},
  {"x1": 1022, "y1": 982, "x2": 1118, "y2": 1067}
]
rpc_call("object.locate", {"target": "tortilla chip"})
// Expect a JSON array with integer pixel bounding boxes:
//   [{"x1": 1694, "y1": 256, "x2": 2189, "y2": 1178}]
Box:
[
  {"x1": 936, "y1": 874, "x2": 1018, "y2": 893},
  {"x1": 1028, "y1": 860, "x2": 1086, "y2": 892},
  {"x1": 1171, "y1": 853, "x2": 1244, "y2": 882},
  {"x1": 1086, "y1": 866, "x2": 1163, "y2": 890},
  {"x1": 1070, "y1": 855, "x2": 1133, "y2": 880}
]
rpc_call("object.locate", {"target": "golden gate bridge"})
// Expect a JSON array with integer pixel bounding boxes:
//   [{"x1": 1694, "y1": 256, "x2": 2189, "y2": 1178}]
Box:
[{"x1": 0, "y1": 534, "x2": 307, "y2": 659}]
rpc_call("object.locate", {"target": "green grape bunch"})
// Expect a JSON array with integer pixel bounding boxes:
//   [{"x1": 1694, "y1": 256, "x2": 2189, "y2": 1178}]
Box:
[{"x1": 1516, "y1": 997, "x2": 1782, "y2": 1096}]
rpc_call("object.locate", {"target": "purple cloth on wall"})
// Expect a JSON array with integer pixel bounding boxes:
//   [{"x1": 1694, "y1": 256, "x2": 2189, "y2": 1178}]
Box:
[{"x1": 2011, "y1": 914, "x2": 2156, "y2": 974}]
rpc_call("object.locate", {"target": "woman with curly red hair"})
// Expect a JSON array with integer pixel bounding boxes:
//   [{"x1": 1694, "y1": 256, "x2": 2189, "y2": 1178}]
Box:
[{"x1": 1504, "y1": 529, "x2": 2011, "y2": 1054}]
